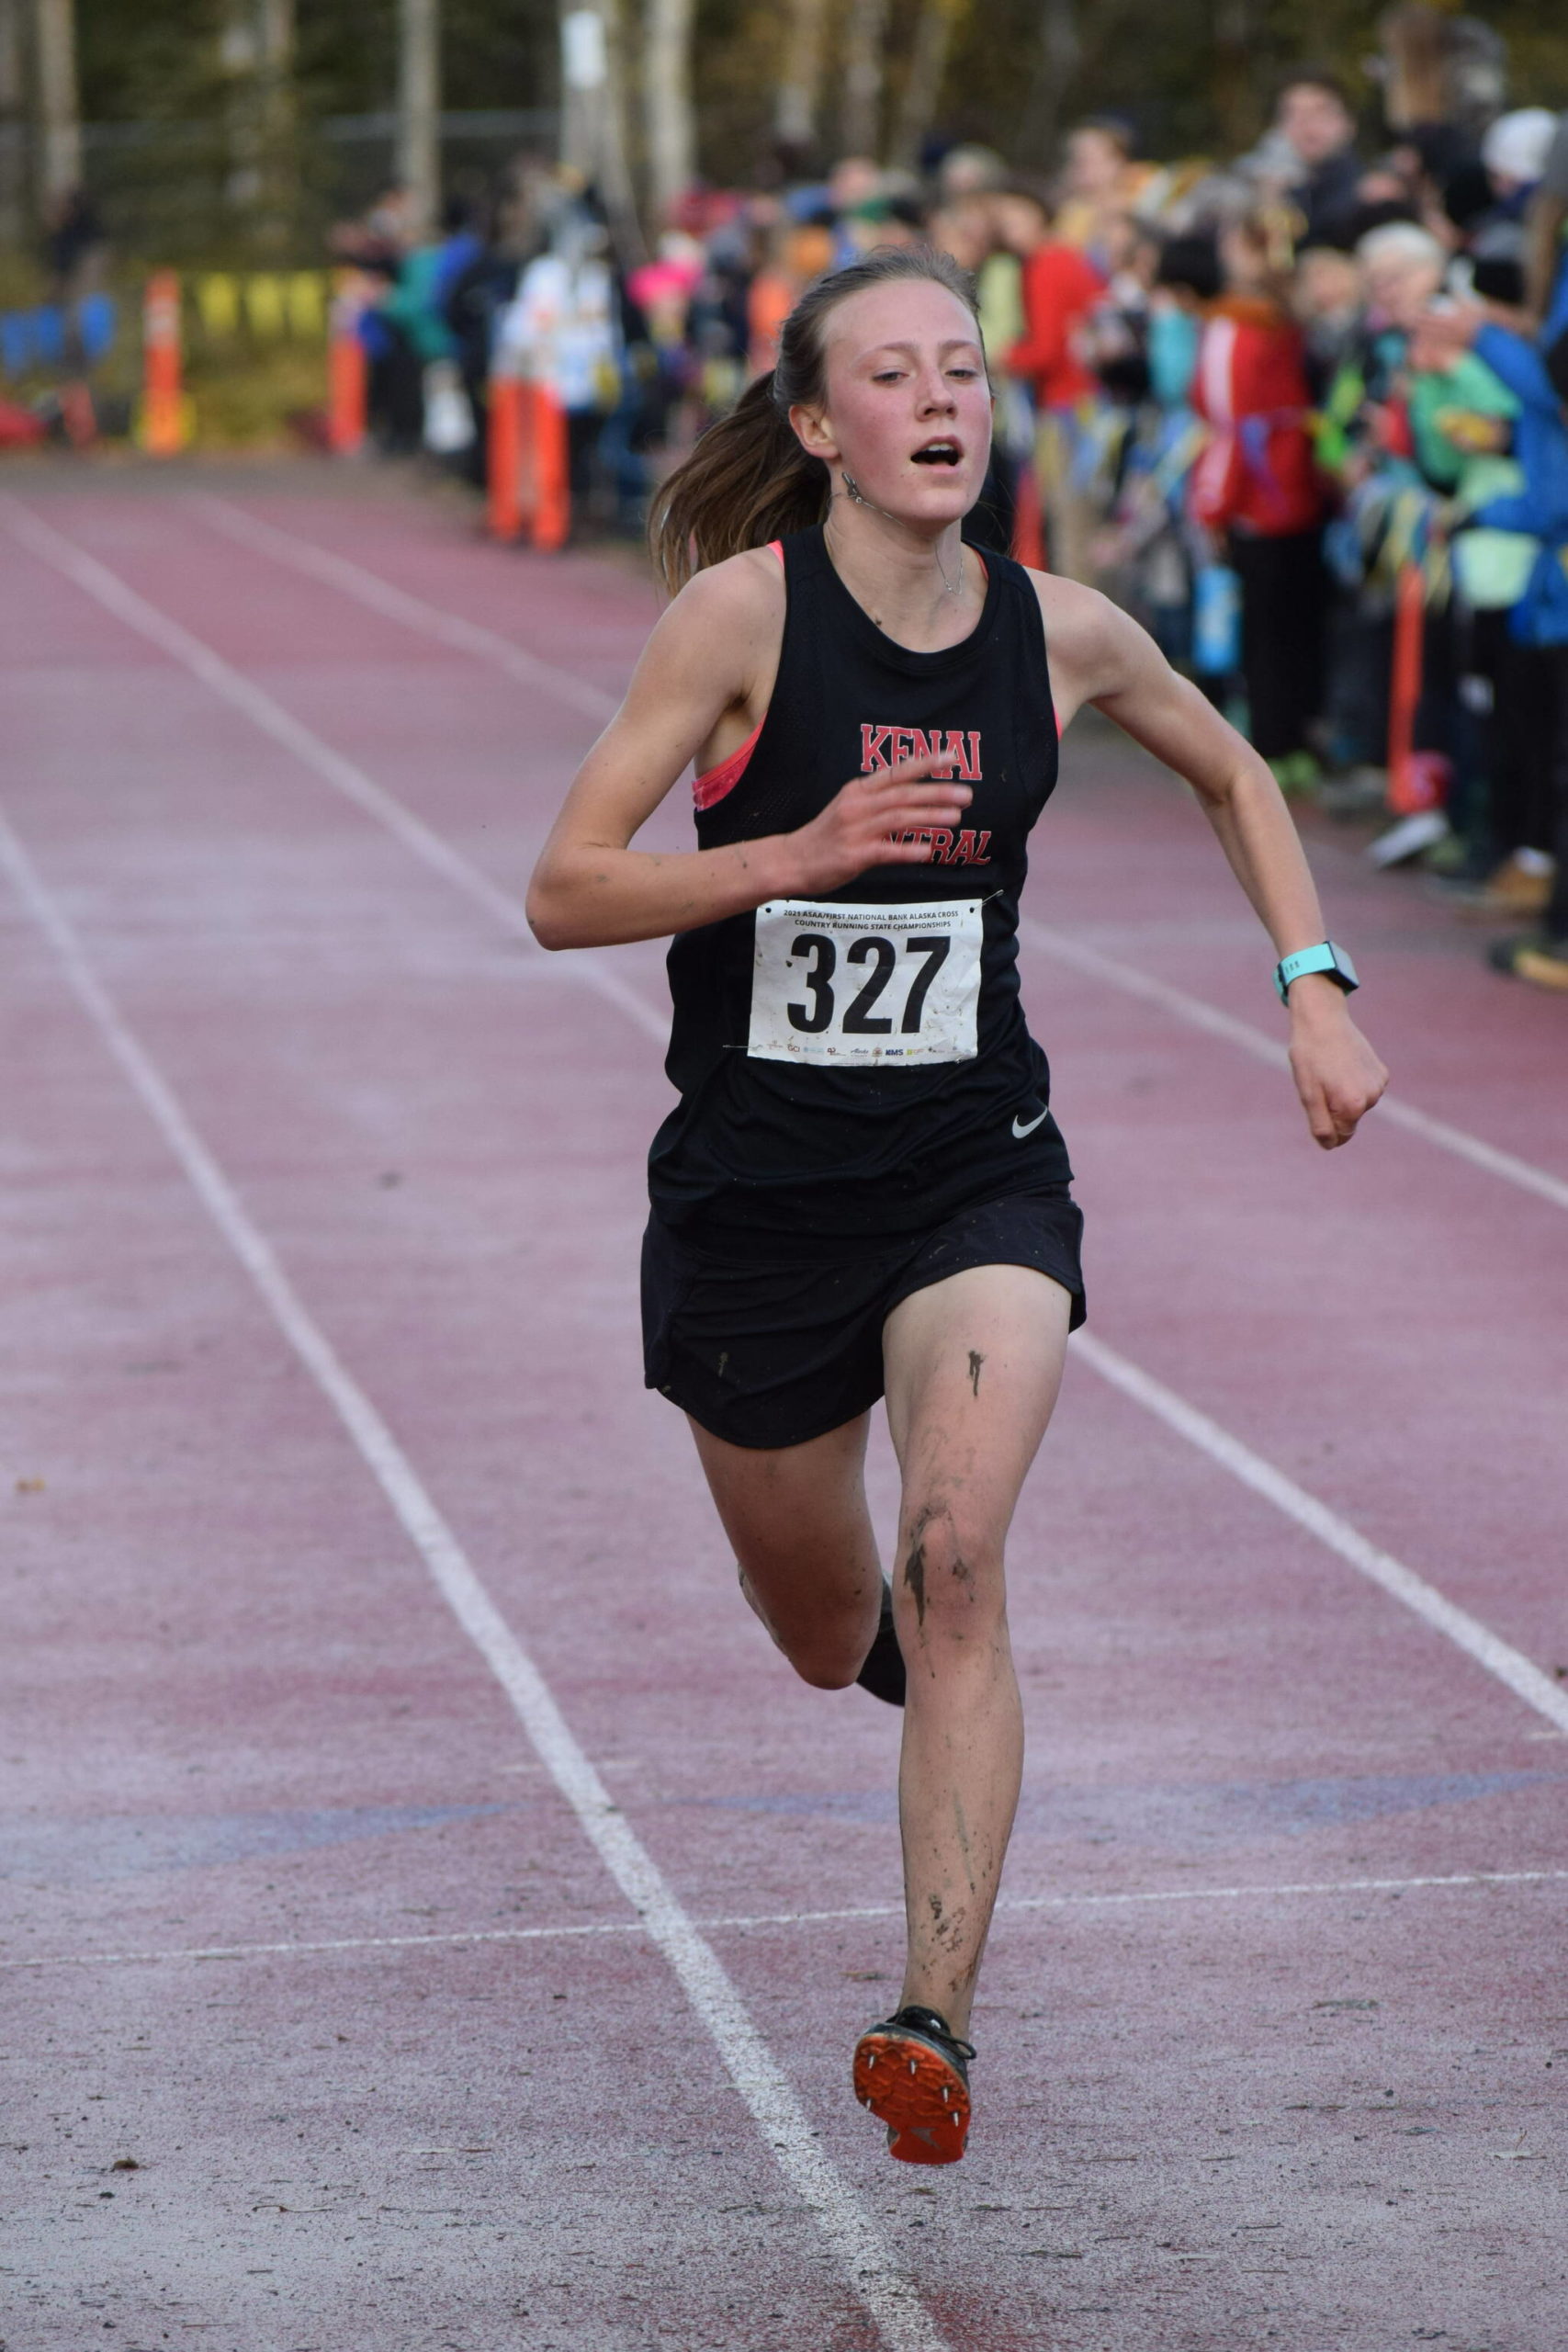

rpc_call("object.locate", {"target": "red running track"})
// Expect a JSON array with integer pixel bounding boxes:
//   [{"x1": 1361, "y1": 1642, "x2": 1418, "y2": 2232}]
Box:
[{"x1": 2, "y1": 462, "x2": 1565, "y2": 2352}]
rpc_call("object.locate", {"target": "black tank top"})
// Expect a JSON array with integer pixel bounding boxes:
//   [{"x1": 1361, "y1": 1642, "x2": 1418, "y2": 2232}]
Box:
[{"x1": 648, "y1": 526, "x2": 1071, "y2": 1239}]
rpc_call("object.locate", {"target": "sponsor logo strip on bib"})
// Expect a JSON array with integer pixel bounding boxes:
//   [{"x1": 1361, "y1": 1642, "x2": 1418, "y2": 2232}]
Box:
[{"x1": 749, "y1": 899, "x2": 983, "y2": 1068}]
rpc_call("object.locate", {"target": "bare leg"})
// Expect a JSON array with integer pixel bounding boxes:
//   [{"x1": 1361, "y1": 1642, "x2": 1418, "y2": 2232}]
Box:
[
  {"x1": 882, "y1": 1265, "x2": 1071, "y2": 2037},
  {"x1": 687, "y1": 1410, "x2": 883, "y2": 1690}
]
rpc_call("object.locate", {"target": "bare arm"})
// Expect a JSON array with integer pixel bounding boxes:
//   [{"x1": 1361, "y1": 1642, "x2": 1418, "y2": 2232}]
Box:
[
  {"x1": 1040, "y1": 580, "x2": 1388, "y2": 1149},
  {"x1": 526, "y1": 552, "x2": 973, "y2": 950}
]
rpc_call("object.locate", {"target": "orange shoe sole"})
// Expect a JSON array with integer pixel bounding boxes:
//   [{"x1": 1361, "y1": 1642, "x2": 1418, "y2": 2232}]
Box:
[{"x1": 853, "y1": 2026, "x2": 971, "y2": 2165}]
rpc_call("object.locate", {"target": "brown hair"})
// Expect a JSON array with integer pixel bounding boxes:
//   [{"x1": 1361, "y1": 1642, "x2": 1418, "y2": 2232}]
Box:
[{"x1": 649, "y1": 243, "x2": 982, "y2": 596}]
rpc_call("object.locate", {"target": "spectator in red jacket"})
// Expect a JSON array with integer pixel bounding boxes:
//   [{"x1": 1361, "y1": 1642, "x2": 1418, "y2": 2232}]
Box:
[
  {"x1": 998, "y1": 184, "x2": 1103, "y2": 406},
  {"x1": 996, "y1": 185, "x2": 1105, "y2": 580},
  {"x1": 1190, "y1": 214, "x2": 1327, "y2": 785}
]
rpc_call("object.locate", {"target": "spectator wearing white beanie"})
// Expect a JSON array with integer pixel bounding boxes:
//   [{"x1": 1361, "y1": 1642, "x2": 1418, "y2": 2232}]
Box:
[{"x1": 1481, "y1": 109, "x2": 1560, "y2": 196}]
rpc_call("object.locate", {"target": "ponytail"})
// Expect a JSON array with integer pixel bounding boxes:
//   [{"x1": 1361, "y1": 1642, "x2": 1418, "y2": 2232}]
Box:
[
  {"x1": 648, "y1": 242, "x2": 983, "y2": 598},
  {"x1": 649, "y1": 374, "x2": 828, "y2": 595}
]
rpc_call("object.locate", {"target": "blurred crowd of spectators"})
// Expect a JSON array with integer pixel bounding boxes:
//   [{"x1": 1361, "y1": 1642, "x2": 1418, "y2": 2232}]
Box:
[{"x1": 335, "y1": 68, "x2": 1568, "y2": 989}]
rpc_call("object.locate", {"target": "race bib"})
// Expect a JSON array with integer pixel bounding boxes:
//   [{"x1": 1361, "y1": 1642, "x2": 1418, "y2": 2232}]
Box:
[{"x1": 748, "y1": 898, "x2": 982, "y2": 1068}]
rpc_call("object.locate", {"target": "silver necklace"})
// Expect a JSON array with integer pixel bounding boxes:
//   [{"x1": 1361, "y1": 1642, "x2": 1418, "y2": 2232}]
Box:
[{"x1": 839, "y1": 472, "x2": 964, "y2": 599}]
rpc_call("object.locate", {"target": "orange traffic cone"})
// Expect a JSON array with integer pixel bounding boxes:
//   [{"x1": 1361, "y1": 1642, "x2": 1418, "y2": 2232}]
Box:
[
  {"x1": 141, "y1": 272, "x2": 186, "y2": 457},
  {"x1": 327, "y1": 280, "x2": 367, "y2": 457},
  {"x1": 531, "y1": 385, "x2": 570, "y2": 552},
  {"x1": 1387, "y1": 561, "x2": 1445, "y2": 815},
  {"x1": 488, "y1": 375, "x2": 525, "y2": 541}
]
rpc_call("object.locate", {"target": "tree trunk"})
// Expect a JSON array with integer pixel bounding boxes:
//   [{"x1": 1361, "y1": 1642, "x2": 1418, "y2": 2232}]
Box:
[
  {"x1": 839, "y1": 0, "x2": 892, "y2": 162},
  {"x1": 0, "y1": 0, "x2": 25, "y2": 243},
  {"x1": 256, "y1": 0, "x2": 296, "y2": 249},
  {"x1": 1211, "y1": 0, "x2": 1255, "y2": 156},
  {"x1": 257, "y1": 0, "x2": 294, "y2": 140},
  {"x1": 642, "y1": 0, "x2": 694, "y2": 221},
  {"x1": 890, "y1": 0, "x2": 964, "y2": 172},
  {"x1": 774, "y1": 0, "x2": 828, "y2": 153},
  {"x1": 397, "y1": 0, "x2": 440, "y2": 233},
  {"x1": 30, "y1": 0, "x2": 79, "y2": 209},
  {"x1": 559, "y1": 3, "x2": 601, "y2": 182},
  {"x1": 220, "y1": 0, "x2": 296, "y2": 239},
  {"x1": 1017, "y1": 0, "x2": 1079, "y2": 170},
  {"x1": 560, "y1": 3, "x2": 644, "y2": 265}
]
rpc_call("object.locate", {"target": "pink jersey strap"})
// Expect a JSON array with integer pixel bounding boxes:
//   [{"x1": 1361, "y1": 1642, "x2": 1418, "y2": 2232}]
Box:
[
  {"x1": 694, "y1": 716, "x2": 764, "y2": 810},
  {"x1": 691, "y1": 541, "x2": 784, "y2": 809}
]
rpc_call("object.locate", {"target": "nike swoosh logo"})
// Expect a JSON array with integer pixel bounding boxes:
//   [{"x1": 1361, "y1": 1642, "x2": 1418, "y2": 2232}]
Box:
[{"x1": 1011, "y1": 1107, "x2": 1048, "y2": 1139}]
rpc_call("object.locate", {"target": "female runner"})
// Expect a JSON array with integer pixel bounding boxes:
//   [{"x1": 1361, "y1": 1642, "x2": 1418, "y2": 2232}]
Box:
[{"x1": 526, "y1": 247, "x2": 1387, "y2": 2166}]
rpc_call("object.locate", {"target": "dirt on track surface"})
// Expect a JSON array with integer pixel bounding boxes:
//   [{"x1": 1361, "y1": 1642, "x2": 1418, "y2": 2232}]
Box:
[{"x1": 2, "y1": 461, "x2": 1564, "y2": 2352}]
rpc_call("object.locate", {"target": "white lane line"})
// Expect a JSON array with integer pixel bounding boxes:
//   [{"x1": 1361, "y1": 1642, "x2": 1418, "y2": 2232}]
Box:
[
  {"x1": 10, "y1": 514, "x2": 1564, "y2": 1777},
  {"x1": 0, "y1": 807, "x2": 946, "y2": 2352},
  {"x1": 0, "y1": 497, "x2": 665, "y2": 1050},
  {"x1": 1075, "y1": 1330, "x2": 1568, "y2": 1738},
  {"x1": 10, "y1": 1867, "x2": 1567, "y2": 1973},
  {"x1": 1019, "y1": 916, "x2": 1568, "y2": 1216},
  {"x1": 190, "y1": 492, "x2": 621, "y2": 726},
  {"x1": 192, "y1": 492, "x2": 1568, "y2": 1223}
]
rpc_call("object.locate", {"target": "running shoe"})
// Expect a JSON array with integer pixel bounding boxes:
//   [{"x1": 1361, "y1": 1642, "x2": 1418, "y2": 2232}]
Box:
[
  {"x1": 854, "y1": 1579, "x2": 906, "y2": 1708},
  {"x1": 1487, "y1": 933, "x2": 1568, "y2": 991},
  {"x1": 853, "y1": 2004, "x2": 976, "y2": 2165},
  {"x1": 1477, "y1": 850, "x2": 1556, "y2": 917},
  {"x1": 1365, "y1": 808, "x2": 1450, "y2": 868},
  {"x1": 1317, "y1": 763, "x2": 1389, "y2": 818}
]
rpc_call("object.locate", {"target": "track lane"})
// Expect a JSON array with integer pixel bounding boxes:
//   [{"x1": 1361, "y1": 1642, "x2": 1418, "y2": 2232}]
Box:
[
  {"x1": 0, "y1": 806, "x2": 945, "y2": 2351},
  {"x1": 186, "y1": 481, "x2": 1568, "y2": 1199},
  {"x1": 9, "y1": 486, "x2": 1565, "y2": 1692},
  {"x1": 5, "y1": 479, "x2": 1566, "y2": 2350},
  {"x1": 16, "y1": 476, "x2": 1568, "y2": 1206}
]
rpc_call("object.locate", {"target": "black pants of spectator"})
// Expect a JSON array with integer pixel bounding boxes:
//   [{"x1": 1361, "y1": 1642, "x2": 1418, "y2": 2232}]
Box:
[
  {"x1": 568, "y1": 410, "x2": 601, "y2": 504},
  {"x1": 1322, "y1": 588, "x2": 1389, "y2": 767},
  {"x1": 1468, "y1": 609, "x2": 1562, "y2": 861},
  {"x1": 367, "y1": 325, "x2": 424, "y2": 455},
  {"x1": 458, "y1": 362, "x2": 489, "y2": 491},
  {"x1": 1535, "y1": 645, "x2": 1568, "y2": 943},
  {"x1": 1228, "y1": 528, "x2": 1327, "y2": 762}
]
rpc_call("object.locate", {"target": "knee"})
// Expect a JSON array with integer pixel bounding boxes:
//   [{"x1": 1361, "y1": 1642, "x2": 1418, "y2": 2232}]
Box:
[
  {"x1": 789, "y1": 1650, "x2": 862, "y2": 1692},
  {"x1": 737, "y1": 1558, "x2": 874, "y2": 1690},
  {"x1": 896, "y1": 1498, "x2": 1001, "y2": 1645},
  {"x1": 772, "y1": 1614, "x2": 868, "y2": 1690}
]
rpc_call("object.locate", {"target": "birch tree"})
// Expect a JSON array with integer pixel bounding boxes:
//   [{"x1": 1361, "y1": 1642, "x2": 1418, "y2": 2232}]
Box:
[
  {"x1": 31, "y1": 0, "x2": 79, "y2": 207},
  {"x1": 840, "y1": 0, "x2": 891, "y2": 161},
  {"x1": 398, "y1": 0, "x2": 440, "y2": 231},
  {"x1": 774, "y1": 0, "x2": 828, "y2": 154},
  {"x1": 891, "y1": 0, "x2": 964, "y2": 171},
  {"x1": 0, "y1": 0, "x2": 24, "y2": 240},
  {"x1": 1018, "y1": 0, "x2": 1079, "y2": 169},
  {"x1": 220, "y1": 0, "x2": 296, "y2": 235},
  {"x1": 561, "y1": 1, "x2": 644, "y2": 263},
  {"x1": 642, "y1": 0, "x2": 694, "y2": 220}
]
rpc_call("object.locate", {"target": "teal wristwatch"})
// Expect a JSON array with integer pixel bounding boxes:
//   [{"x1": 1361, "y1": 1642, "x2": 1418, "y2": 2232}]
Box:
[{"x1": 1274, "y1": 940, "x2": 1359, "y2": 1003}]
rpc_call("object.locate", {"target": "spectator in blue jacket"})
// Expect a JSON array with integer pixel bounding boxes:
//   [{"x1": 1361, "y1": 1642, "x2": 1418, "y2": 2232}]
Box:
[{"x1": 1413, "y1": 255, "x2": 1568, "y2": 988}]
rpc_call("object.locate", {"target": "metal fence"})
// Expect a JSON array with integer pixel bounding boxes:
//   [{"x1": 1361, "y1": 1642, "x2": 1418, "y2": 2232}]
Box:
[{"x1": 0, "y1": 109, "x2": 559, "y2": 264}]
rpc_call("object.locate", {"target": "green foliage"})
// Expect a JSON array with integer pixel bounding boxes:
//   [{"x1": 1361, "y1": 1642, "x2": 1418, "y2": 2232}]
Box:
[
  {"x1": 184, "y1": 334, "x2": 328, "y2": 447},
  {"x1": 44, "y1": 0, "x2": 1568, "y2": 264}
]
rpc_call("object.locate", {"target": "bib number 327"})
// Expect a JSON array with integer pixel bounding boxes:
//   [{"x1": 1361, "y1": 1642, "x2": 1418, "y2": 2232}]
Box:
[{"x1": 748, "y1": 898, "x2": 982, "y2": 1068}]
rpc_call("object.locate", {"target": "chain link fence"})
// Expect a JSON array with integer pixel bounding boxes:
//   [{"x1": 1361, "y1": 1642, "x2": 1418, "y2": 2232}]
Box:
[{"x1": 0, "y1": 108, "x2": 558, "y2": 267}]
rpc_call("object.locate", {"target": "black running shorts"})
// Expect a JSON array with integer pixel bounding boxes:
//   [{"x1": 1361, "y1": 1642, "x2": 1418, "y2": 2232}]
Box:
[{"x1": 641, "y1": 1187, "x2": 1086, "y2": 1452}]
